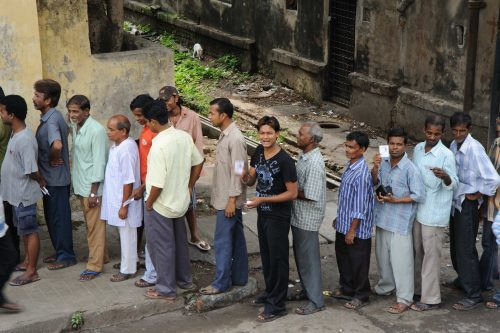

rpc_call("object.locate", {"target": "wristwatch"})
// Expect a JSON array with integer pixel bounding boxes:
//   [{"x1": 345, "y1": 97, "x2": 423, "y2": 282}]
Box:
[{"x1": 90, "y1": 193, "x2": 97, "y2": 198}]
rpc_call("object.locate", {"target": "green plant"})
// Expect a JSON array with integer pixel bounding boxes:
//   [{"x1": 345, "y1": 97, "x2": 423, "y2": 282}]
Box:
[
  {"x1": 70, "y1": 311, "x2": 84, "y2": 331},
  {"x1": 137, "y1": 23, "x2": 152, "y2": 34},
  {"x1": 216, "y1": 55, "x2": 240, "y2": 71},
  {"x1": 123, "y1": 21, "x2": 133, "y2": 32},
  {"x1": 160, "y1": 33, "x2": 177, "y2": 49}
]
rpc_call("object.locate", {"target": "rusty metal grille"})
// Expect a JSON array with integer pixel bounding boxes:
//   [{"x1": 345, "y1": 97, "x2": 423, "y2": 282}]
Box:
[{"x1": 327, "y1": 0, "x2": 357, "y2": 106}]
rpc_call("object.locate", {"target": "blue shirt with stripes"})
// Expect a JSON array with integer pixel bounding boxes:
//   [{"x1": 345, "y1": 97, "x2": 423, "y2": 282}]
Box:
[{"x1": 336, "y1": 157, "x2": 374, "y2": 239}]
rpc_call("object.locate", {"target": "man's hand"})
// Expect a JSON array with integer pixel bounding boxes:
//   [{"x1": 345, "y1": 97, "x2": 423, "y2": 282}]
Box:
[
  {"x1": 377, "y1": 193, "x2": 396, "y2": 203},
  {"x1": 345, "y1": 230, "x2": 356, "y2": 245},
  {"x1": 245, "y1": 197, "x2": 261, "y2": 209},
  {"x1": 431, "y1": 167, "x2": 451, "y2": 184},
  {"x1": 118, "y1": 206, "x2": 128, "y2": 220},
  {"x1": 88, "y1": 196, "x2": 99, "y2": 209},
  {"x1": 465, "y1": 192, "x2": 482, "y2": 201},
  {"x1": 225, "y1": 199, "x2": 236, "y2": 218},
  {"x1": 145, "y1": 200, "x2": 153, "y2": 211},
  {"x1": 132, "y1": 186, "x2": 144, "y2": 200},
  {"x1": 332, "y1": 217, "x2": 337, "y2": 230},
  {"x1": 373, "y1": 153, "x2": 382, "y2": 169}
]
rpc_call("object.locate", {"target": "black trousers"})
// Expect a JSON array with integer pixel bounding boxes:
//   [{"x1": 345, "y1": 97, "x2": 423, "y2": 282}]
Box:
[
  {"x1": 335, "y1": 231, "x2": 371, "y2": 302},
  {"x1": 4, "y1": 201, "x2": 19, "y2": 264},
  {"x1": 256, "y1": 214, "x2": 290, "y2": 315},
  {"x1": 450, "y1": 199, "x2": 483, "y2": 302},
  {"x1": 0, "y1": 230, "x2": 17, "y2": 305}
]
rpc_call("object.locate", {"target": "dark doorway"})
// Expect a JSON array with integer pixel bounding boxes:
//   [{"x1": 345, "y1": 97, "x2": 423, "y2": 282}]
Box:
[{"x1": 326, "y1": 0, "x2": 357, "y2": 107}]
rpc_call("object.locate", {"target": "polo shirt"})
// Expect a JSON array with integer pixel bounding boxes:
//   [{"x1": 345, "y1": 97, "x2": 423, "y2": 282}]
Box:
[{"x1": 146, "y1": 127, "x2": 204, "y2": 218}]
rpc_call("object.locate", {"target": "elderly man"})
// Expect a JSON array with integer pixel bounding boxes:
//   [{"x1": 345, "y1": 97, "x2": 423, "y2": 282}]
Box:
[
  {"x1": 67, "y1": 95, "x2": 108, "y2": 281},
  {"x1": 291, "y1": 121, "x2": 326, "y2": 315}
]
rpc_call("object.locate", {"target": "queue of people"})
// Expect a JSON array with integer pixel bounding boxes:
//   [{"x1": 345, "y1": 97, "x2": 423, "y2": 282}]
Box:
[{"x1": 0, "y1": 80, "x2": 499, "y2": 322}]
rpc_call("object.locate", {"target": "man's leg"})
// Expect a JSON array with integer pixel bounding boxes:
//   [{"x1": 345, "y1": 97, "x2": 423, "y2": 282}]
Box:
[
  {"x1": 350, "y1": 237, "x2": 372, "y2": 302},
  {"x1": 0, "y1": 231, "x2": 18, "y2": 305},
  {"x1": 453, "y1": 199, "x2": 482, "y2": 303},
  {"x1": 391, "y1": 232, "x2": 414, "y2": 305},
  {"x1": 230, "y1": 209, "x2": 248, "y2": 287},
  {"x1": 480, "y1": 218, "x2": 496, "y2": 290},
  {"x1": 420, "y1": 224, "x2": 445, "y2": 305},
  {"x1": 46, "y1": 186, "x2": 75, "y2": 264},
  {"x1": 81, "y1": 197, "x2": 106, "y2": 272},
  {"x1": 374, "y1": 228, "x2": 396, "y2": 295},
  {"x1": 413, "y1": 221, "x2": 424, "y2": 297},
  {"x1": 185, "y1": 188, "x2": 208, "y2": 249},
  {"x1": 292, "y1": 226, "x2": 324, "y2": 309},
  {"x1": 335, "y1": 232, "x2": 354, "y2": 296},
  {"x1": 118, "y1": 224, "x2": 137, "y2": 275},
  {"x1": 173, "y1": 217, "x2": 192, "y2": 288},
  {"x1": 140, "y1": 245, "x2": 157, "y2": 284},
  {"x1": 255, "y1": 214, "x2": 270, "y2": 302},
  {"x1": 4, "y1": 202, "x2": 19, "y2": 264},
  {"x1": 211, "y1": 210, "x2": 236, "y2": 292},
  {"x1": 11, "y1": 204, "x2": 39, "y2": 282}
]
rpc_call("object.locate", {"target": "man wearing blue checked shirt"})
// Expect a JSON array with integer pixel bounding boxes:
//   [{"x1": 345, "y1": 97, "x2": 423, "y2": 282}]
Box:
[{"x1": 448, "y1": 112, "x2": 500, "y2": 311}]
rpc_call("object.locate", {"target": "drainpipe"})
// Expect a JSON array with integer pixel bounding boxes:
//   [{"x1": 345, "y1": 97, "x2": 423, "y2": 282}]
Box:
[
  {"x1": 463, "y1": 0, "x2": 486, "y2": 113},
  {"x1": 488, "y1": 7, "x2": 500, "y2": 147}
]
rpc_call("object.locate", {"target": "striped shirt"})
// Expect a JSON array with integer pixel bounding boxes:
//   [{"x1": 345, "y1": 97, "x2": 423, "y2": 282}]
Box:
[
  {"x1": 291, "y1": 148, "x2": 326, "y2": 231},
  {"x1": 450, "y1": 134, "x2": 500, "y2": 211},
  {"x1": 413, "y1": 141, "x2": 458, "y2": 227},
  {"x1": 336, "y1": 157, "x2": 374, "y2": 239},
  {"x1": 374, "y1": 154, "x2": 425, "y2": 235}
]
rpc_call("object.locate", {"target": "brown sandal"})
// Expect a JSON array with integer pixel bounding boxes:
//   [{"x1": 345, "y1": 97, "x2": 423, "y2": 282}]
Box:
[
  {"x1": 387, "y1": 302, "x2": 409, "y2": 314},
  {"x1": 135, "y1": 278, "x2": 155, "y2": 288},
  {"x1": 110, "y1": 272, "x2": 134, "y2": 282},
  {"x1": 144, "y1": 288, "x2": 176, "y2": 301}
]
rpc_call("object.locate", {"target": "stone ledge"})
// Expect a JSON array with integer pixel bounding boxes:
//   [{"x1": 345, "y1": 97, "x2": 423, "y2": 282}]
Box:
[
  {"x1": 397, "y1": 87, "x2": 462, "y2": 117},
  {"x1": 271, "y1": 48, "x2": 326, "y2": 74},
  {"x1": 125, "y1": 0, "x2": 255, "y2": 50},
  {"x1": 349, "y1": 72, "x2": 398, "y2": 97}
]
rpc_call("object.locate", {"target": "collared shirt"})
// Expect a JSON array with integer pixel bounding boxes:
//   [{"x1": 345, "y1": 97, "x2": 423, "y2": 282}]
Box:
[
  {"x1": 291, "y1": 148, "x2": 326, "y2": 231},
  {"x1": 0, "y1": 128, "x2": 42, "y2": 207},
  {"x1": 374, "y1": 154, "x2": 425, "y2": 235},
  {"x1": 146, "y1": 127, "x2": 204, "y2": 218},
  {"x1": 139, "y1": 126, "x2": 157, "y2": 183},
  {"x1": 71, "y1": 116, "x2": 108, "y2": 197},
  {"x1": 35, "y1": 108, "x2": 71, "y2": 186},
  {"x1": 170, "y1": 106, "x2": 204, "y2": 155},
  {"x1": 450, "y1": 134, "x2": 500, "y2": 211},
  {"x1": 413, "y1": 141, "x2": 458, "y2": 227},
  {"x1": 101, "y1": 138, "x2": 142, "y2": 227},
  {"x1": 210, "y1": 122, "x2": 247, "y2": 210},
  {"x1": 336, "y1": 157, "x2": 374, "y2": 239},
  {"x1": 485, "y1": 138, "x2": 500, "y2": 221}
]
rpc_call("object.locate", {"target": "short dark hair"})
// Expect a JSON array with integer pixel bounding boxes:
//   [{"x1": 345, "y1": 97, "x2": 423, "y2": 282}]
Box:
[
  {"x1": 67, "y1": 95, "x2": 91, "y2": 110},
  {"x1": 142, "y1": 99, "x2": 169, "y2": 125},
  {"x1": 34, "y1": 79, "x2": 61, "y2": 107},
  {"x1": 130, "y1": 94, "x2": 154, "y2": 111},
  {"x1": 256, "y1": 115, "x2": 280, "y2": 132},
  {"x1": 1, "y1": 95, "x2": 28, "y2": 121},
  {"x1": 210, "y1": 98, "x2": 234, "y2": 118},
  {"x1": 424, "y1": 115, "x2": 446, "y2": 131},
  {"x1": 346, "y1": 131, "x2": 369, "y2": 149},
  {"x1": 387, "y1": 128, "x2": 408, "y2": 144},
  {"x1": 450, "y1": 112, "x2": 472, "y2": 129}
]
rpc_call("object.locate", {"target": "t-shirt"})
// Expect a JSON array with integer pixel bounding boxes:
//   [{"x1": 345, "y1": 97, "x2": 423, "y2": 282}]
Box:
[
  {"x1": 36, "y1": 108, "x2": 71, "y2": 186},
  {"x1": 0, "y1": 128, "x2": 42, "y2": 207},
  {"x1": 139, "y1": 125, "x2": 157, "y2": 183},
  {"x1": 250, "y1": 145, "x2": 297, "y2": 219}
]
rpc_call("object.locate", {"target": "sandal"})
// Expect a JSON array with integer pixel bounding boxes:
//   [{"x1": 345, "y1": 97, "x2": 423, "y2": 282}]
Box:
[
  {"x1": 47, "y1": 261, "x2": 76, "y2": 270},
  {"x1": 9, "y1": 275, "x2": 40, "y2": 286},
  {"x1": 452, "y1": 298, "x2": 481, "y2": 311},
  {"x1": 43, "y1": 255, "x2": 57, "y2": 264},
  {"x1": 144, "y1": 288, "x2": 176, "y2": 301},
  {"x1": 256, "y1": 310, "x2": 287, "y2": 323},
  {"x1": 79, "y1": 270, "x2": 102, "y2": 282},
  {"x1": 410, "y1": 302, "x2": 440, "y2": 312},
  {"x1": 387, "y1": 302, "x2": 409, "y2": 314},
  {"x1": 135, "y1": 279, "x2": 155, "y2": 288},
  {"x1": 343, "y1": 298, "x2": 368, "y2": 310},
  {"x1": 188, "y1": 239, "x2": 211, "y2": 251},
  {"x1": 110, "y1": 272, "x2": 134, "y2": 282},
  {"x1": 200, "y1": 285, "x2": 222, "y2": 295},
  {"x1": 295, "y1": 303, "x2": 325, "y2": 315},
  {"x1": 331, "y1": 288, "x2": 353, "y2": 300},
  {"x1": 485, "y1": 300, "x2": 500, "y2": 309}
]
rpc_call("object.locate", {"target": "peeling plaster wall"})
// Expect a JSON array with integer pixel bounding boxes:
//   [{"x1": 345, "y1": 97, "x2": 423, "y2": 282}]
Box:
[{"x1": 0, "y1": 0, "x2": 44, "y2": 129}]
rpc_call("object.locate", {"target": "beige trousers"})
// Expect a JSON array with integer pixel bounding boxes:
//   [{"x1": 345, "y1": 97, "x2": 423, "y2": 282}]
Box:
[{"x1": 80, "y1": 197, "x2": 108, "y2": 272}]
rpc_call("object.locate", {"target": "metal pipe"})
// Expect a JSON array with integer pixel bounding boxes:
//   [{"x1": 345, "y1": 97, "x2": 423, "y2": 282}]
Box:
[
  {"x1": 463, "y1": 0, "x2": 486, "y2": 113},
  {"x1": 488, "y1": 7, "x2": 500, "y2": 146}
]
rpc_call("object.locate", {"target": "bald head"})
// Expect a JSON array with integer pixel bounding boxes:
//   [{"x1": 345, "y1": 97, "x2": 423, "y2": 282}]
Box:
[{"x1": 110, "y1": 114, "x2": 131, "y2": 134}]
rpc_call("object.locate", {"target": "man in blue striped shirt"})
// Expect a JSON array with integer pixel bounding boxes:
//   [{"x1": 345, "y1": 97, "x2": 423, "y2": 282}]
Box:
[
  {"x1": 334, "y1": 131, "x2": 374, "y2": 310},
  {"x1": 449, "y1": 112, "x2": 500, "y2": 311},
  {"x1": 371, "y1": 128, "x2": 424, "y2": 314}
]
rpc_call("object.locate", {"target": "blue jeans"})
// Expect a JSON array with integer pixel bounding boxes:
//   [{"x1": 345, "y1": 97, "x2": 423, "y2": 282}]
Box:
[
  {"x1": 212, "y1": 209, "x2": 248, "y2": 292},
  {"x1": 43, "y1": 185, "x2": 76, "y2": 263}
]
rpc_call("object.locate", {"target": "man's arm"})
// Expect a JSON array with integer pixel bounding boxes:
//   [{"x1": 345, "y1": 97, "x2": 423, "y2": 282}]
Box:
[
  {"x1": 246, "y1": 181, "x2": 298, "y2": 208},
  {"x1": 145, "y1": 186, "x2": 162, "y2": 211},
  {"x1": 118, "y1": 183, "x2": 133, "y2": 219}
]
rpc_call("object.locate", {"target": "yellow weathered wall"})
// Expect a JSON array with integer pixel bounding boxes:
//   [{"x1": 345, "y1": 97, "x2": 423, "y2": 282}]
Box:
[{"x1": 0, "y1": 0, "x2": 44, "y2": 129}]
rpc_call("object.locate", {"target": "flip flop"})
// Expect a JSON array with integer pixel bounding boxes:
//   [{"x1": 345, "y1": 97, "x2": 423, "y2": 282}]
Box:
[
  {"x1": 256, "y1": 310, "x2": 287, "y2": 323},
  {"x1": 200, "y1": 285, "x2": 222, "y2": 295},
  {"x1": 386, "y1": 302, "x2": 409, "y2": 314},
  {"x1": 47, "y1": 261, "x2": 77, "y2": 270},
  {"x1": 295, "y1": 303, "x2": 326, "y2": 315},
  {"x1": 485, "y1": 300, "x2": 500, "y2": 309},
  {"x1": 9, "y1": 275, "x2": 40, "y2": 286},
  {"x1": 135, "y1": 279, "x2": 155, "y2": 288},
  {"x1": 343, "y1": 298, "x2": 368, "y2": 310},
  {"x1": 43, "y1": 255, "x2": 57, "y2": 264},
  {"x1": 79, "y1": 270, "x2": 102, "y2": 282},
  {"x1": 452, "y1": 298, "x2": 481, "y2": 311},
  {"x1": 144, "y1": 289, "x2": 176, "y2": 301},
  {"x1": 188, "y1": 239, "x2": 211, "y2": 251},
  {"x1": 410, "y1": 302, "x2": 440, "y2": 312}
]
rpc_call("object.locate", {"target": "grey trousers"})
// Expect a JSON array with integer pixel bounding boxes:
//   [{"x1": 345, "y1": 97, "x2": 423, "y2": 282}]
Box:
[
  {"x1": 144, "y1": 208, "x2": 192, "y2": 297},
  {"x1": 413, "y1": 221, "x2": 445, "y2": 304},
  {"x1": 374, "y1": 227, "x2": 414, "y2": 305},
  {"x1": 292, "y1": 226, "x2": 324, "y2": 308}
]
